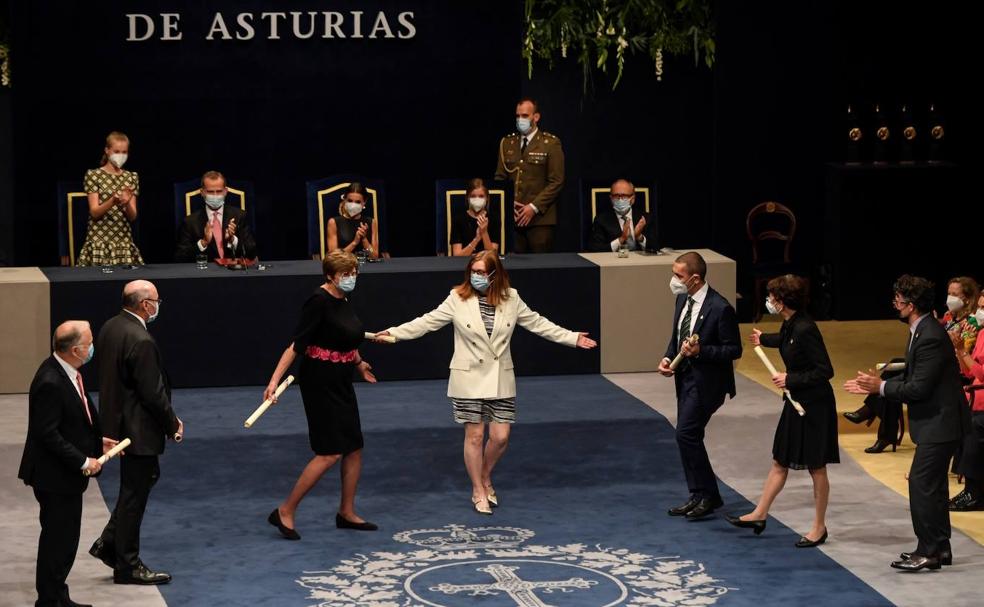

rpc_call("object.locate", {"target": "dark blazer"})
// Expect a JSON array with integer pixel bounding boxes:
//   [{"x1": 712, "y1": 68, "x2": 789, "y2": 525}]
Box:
[
  {"x1": 760, "y1": 312, "x2": 835, "y2": 404},
  {"x1": 664, "y1": 286, "x2": 742, "y2": 402},
  {"x1": 96, "y1": 312, "x2": 180, "y2": 455},
  {"x1": 18, "y1": 356, "x2": 102, "y2": 494},
  {"x1": 883, "y1": 315, "x2": 970, "y2": 444},
  {"x1": 588, "y1": 209, "x2": 652, "y2": 252},
  {"x1": 174, "y1": 205, "x2": 257, "y2": 262}
]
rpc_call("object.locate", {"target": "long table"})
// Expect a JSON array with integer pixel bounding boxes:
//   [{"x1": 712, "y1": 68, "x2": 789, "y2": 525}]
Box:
[{"x1": 0, "y1": 250, "x2": 736, "y2": 392}]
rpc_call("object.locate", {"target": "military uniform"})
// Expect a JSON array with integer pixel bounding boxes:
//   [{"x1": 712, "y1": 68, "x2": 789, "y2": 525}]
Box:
[{"x1": 495, "y1": 129, "x2": 565, "y2": 253}]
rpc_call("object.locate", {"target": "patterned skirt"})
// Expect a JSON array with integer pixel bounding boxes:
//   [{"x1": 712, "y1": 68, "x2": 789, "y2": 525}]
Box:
[
  {"x1": 449, "y1": 397, "x2": 516, "y2": 424},
  {"x1": 76, "y1": 210, "x2": 144, "y2": 266}
]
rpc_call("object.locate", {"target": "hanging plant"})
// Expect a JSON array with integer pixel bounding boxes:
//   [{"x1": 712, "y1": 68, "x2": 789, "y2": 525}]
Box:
[
  {"x1": 0, "y1": 44, "x2": 10, "y2": 88},
  {"x1": 523, "y1": 0, "x2": 715, "y2": 91}
]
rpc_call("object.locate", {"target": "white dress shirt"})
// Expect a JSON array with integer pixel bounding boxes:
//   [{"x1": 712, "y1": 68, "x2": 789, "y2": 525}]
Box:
[
  {"x1": 53, "y1": 352, "x2": 91, "y2": 470},
  {"x1": 609, "y1": 208, "x2": 648, "y2": 252},
  {"x1": 197, "y1": 206, "x2": 238, "y2": 251},
  {"x1": 678, "y1": 283, "x2": 710, "y2": 336}
]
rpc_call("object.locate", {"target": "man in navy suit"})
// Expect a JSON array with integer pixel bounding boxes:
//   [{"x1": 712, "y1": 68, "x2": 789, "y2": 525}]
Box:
[{"x1": 658, "y1": 252, "x2": 742, "y2": 520}]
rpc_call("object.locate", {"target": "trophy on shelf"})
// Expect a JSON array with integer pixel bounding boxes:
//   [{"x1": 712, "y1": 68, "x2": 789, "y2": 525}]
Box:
[
  {"x1": 928, "y1": 103, "x2": 945, "y2": 163},
  {"x1": 900, "y1": 104, "x2": 917, "y2": 163},
  {"x1": 872, "y1": 104, "x2": 890, "y2": 164},
  {"x1": 846, "y1": 104, "x2": 863, "y2": 164}
]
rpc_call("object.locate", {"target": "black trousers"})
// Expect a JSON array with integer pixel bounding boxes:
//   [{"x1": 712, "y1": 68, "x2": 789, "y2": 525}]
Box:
[
  {"x1": 865, "y1": 393, "x2": 903, "y2": 443},
  {"x1": 512, "y1": 225, "x2": 555, "y2": 253},
  {"x1": 909, "y1": 440, "x2": 959, "y2": 556},
  {"x1": 33, "y1": 488, "x2": 82, "y2": 607},
  {"x1": 675, "y1": 372, "x2": 724, "y2": 500},
  {"x1": 954, "y1": 412, "x2": 984, "y2": 482},
  {"x1": 99, "y1": 454, "x2": 160, "y2": 572}
]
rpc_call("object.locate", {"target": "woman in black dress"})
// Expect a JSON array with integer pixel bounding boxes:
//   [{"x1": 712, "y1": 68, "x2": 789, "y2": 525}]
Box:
[
  {"x1": 326, "y1": 182, "x2": 380, "y2": 259},
  {"x1": 727, "y1": 274, "x2": 839, "y2": 547},
  {"x1": 450, "y1": 178, "x2": 501, "y2": 256},
  {"x1": 264, "y1": 250, "x2": 378, "y2": 539}
]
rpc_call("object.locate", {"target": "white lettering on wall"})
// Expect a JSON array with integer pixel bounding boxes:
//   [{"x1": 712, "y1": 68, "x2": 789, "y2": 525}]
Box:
[
  {"x1": 161, "y1": 13, "x2": 182, "y2": 41},
  {"x1": 397, "y1": 12, "x2": 415, "y2": 39},
  {"x1": 236, "y1": 13, "x2": 256, "y2": 40},
  {"x1": 206, "y1": 13, "x2": 232, "y2": 40},
  {"x1": 126, "y1": 14, "x2": 155, "y2": 42}
]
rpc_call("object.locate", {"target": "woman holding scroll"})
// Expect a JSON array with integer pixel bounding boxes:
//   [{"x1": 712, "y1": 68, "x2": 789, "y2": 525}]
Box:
[
  {"x1": 727, "y1": 274, "x2": 839, "y2": 547},
  {"x1": 263, "y1": 250, "x2": 378, "y2": 540}
]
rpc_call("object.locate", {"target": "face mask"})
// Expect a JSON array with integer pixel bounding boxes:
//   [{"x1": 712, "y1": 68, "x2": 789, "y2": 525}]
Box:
[
  {"x1": 109, "y1": 153, "x2": 128, "y2": 168},
  {"x1": 765, "y1": 299, "x2": 780, "y2": 315},
  {"x1": 946, "y1": 295, "x2": 964, "y2": 313},
  {"x1": 336, "y1": 276, "x2": 357, "y2": 293},
  {"x1": 612, "y1": 198, "x2": 632, "y2": 215},
  {"x1": 468, "y1": 197, "x2": 487, "y2": 213},
  {"x1": 471, "y1": 272, "x2": 490, "y2": 292},
  {"x1": 670, "y1": 276, "x2": 689, "y2": 295},
  {"x1": 75, "y1": 343, "x2": 94, "y2": 365},
  {"x1": 147, "y1": 300, "x2": 160, "y2": 324},
  {"x1": 896, "y1": 304, "x2": 910, "y2": 324},
  {"x1": 516, "y1": 117, "x2": 532, "y2": 134},
  {"x1": 204, "y1": 194, "x2": 225, "y2": 210},
  {"x1": 974, "y1": 309, "x2": 984, "y2": 326},
  {"x1": 344, "y1": 202, "x2": 364, "y2": 217}
]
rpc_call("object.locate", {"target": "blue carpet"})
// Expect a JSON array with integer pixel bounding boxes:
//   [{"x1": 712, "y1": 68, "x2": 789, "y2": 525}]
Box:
[{"x1": 95, "y1": 376, "x2": 890, "y2": 606}]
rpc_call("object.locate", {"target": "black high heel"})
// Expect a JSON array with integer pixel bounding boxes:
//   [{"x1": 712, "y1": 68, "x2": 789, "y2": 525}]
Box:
[
  {"x1": 725, "y1": 514, "x2": 766, "y2": 535},
  {"x1": 864, "y1": 439, "x2": 898, "y2": 454},
  {"x1": 843, "y1": 405, "x2": 875, "y2": 426}
]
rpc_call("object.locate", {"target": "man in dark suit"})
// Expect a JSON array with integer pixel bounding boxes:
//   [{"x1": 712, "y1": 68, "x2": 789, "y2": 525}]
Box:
[
  {"x1": 88, "y1": 280, "x2": 183, "y2": 585},
  {"x1": 848, "y1": 275, "x2": 970, "y2": 571},
  {"x1": 19, "y1": 320, "x2": 114, "y2": 607},
  {"x1": 587, "y1": 179, "x2": 652, "y2": 253},
  {"x1": 174, "y1": 170, "x2": 257, "y2": 262},
  {"x1": 658, "y1": 251, "x2": 743, "y2": 520}
]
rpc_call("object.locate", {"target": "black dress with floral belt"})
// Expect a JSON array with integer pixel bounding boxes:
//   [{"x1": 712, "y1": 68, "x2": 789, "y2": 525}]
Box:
[{"x1": 292, "y1": 287, "x2": 364, "y2": 455}]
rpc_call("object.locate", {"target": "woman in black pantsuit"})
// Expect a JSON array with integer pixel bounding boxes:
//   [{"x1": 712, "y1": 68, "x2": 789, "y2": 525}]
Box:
[
  {"x1": 727, "y1": 275, "x2": 839, "y2": 547},
  {"x1": 263, "y1": 250, "x2": 379, "y2": 540}
]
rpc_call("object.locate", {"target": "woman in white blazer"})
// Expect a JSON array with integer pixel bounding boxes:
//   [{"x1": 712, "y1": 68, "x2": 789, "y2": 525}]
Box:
[{"x1": 377, "y1": 250, "x2": 596, "y2": 514}]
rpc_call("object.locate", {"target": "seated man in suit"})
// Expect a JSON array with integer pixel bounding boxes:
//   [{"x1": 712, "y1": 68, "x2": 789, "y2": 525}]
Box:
[
  {"x1": 587, "y1": 178, "x2": 650, "y2": 252},
  {"x1": 174, "y1": 170, "x2": 257, "y2": 262},
  {"x1": 19, "y1": 320, "x2": 117, "y2": 607}
]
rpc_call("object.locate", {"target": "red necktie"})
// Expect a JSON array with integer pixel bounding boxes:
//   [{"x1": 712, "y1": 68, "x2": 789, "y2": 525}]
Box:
[
  {"x1": 75, "y1": 373, "x2": 92, "y2": 425},
  {"x1": 212, "y1": 213, "x2": 224, "y2": 259}
]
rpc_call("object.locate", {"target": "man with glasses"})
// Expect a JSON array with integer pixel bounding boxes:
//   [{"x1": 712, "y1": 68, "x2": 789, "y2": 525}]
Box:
[
  {"x1": 88, "y1": 279, "x2": 183, "y2": 585},
  {"x1": 587, "y1": 178, "x2": 651, "y2": 252},
  {"x1": 846, "y1": 275, "x2": 970, "y2": 571}
]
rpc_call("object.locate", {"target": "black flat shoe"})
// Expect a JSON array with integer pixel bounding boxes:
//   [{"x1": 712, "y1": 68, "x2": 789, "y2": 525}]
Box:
[
  {"x1": 685, "y1": 496, "x2": 724, "y2": 520},
  {"x1": 900, "y1": 550, "x2": 952, "y2": 566},
  {"x1": 725, "y1": 514, "x2": 767, "y2": 535},
  {"x1": 891, "y1": 555, "x2": 941, "y2": 571},
  {"x1": 668, "y1": 495, "x2": 701, "y2": 517},
  {"x1": 268, "y1": 508, "x2": 301, "y2": 540},
  {"x1": 795, "y1": 529, "x2": 828, "y2": 548},
  {"x1": 88, "y1": 538, "x2": 115, "y2": 569},
  {"x1": 336, "y1": 513, "x2": 379, "y2": 531},
  {"x1": 113, "y1": 563, "x2": 172, "y2": 585},
  {"x1": 864, "y1": 439, "x2": 898, "y2": 454}
]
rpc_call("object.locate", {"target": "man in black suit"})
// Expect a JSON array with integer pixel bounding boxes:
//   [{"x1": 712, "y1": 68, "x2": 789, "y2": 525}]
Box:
[
  {"x1": 19, "y1": 321, "x2": 115, "y2": 607},
  {"x1": 88, "y1": 280, "x2": 183, "y2": 585},
  {"x1": 174, "y1": 170, "x2": 257, "y2": 262},
  {"x1": 658, "y1": 251, "x2": 743, "y2": 520},
  {"x1": 587, "y1": 179, "x2": 651, "y2": 253},
  {"x1": 848, "y1": 275, "x2": 970, "y2": 571}
]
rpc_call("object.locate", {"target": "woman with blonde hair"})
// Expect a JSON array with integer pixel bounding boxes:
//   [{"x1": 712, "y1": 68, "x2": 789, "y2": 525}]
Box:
[
  {"x1": 327, "y1": 182, "x2": 379, "y2": 259},
  {"x1": 450, "y1": 178, "x2": 500, "y2": 256},
  {"x1": 376, "y1": 250, "x2": 596, "y2": 514}
]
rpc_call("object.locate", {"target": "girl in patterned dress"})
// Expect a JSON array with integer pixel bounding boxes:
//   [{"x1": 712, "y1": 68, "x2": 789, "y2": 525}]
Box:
[{"x1": 76, "y1": 131, "x2": 144, "y2": 266}]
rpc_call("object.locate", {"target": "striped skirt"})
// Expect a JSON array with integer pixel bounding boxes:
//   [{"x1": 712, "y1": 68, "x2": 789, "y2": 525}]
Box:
[{"x1": 449, "y1": 397, "x2": 516, "y2": 424}]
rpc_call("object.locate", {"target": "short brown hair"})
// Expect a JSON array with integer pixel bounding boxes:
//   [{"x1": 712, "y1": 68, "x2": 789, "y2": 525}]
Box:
[
  {"x1": 675, "y1": 251, "x2": 707, "y2": 280},
  {"x1": 454, "y1": 249, "x2": 511, "y2": 306},
  {"x1": 894, "y1": 274, "x2": 935, "y2": 315},
  {"x1": 322, "y1": 250, "x2": 358, "y2": 279},
  {"x1": 201, "y1": 170, "x2": 226, "y2": 189},
  {"x1": 767, "y1": 274, "x2": 809, "y2": 311}
]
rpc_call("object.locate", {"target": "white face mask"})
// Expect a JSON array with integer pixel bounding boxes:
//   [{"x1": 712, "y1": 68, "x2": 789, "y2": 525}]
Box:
[
  {"x1": 147, "y1": 300, "x2": 160, "y2": 323},
  {"x1": 765, "y1": 298, "x2": 780, "y2": 315},
  {"x1": 109, "y1": 153, "x2": 128, "y2": 168},
  {"x1": 946, "y1": 295, "x2": 964, "y2": 313},
  {"x1": 468, "y1": 197, "x2": 487, "y2": 212},
  {"x1": 344, "y1": 202, "x2": 364, "y2": 217},
  {"x1": 669, "y1": 276, "x2": 689, "y2": 295},
  {"x1": 975, "y1": 309, "x2": 984, "y2": 326},
  {"x1": 204, "y1": 194, "x2": 225, "y2": 210}
]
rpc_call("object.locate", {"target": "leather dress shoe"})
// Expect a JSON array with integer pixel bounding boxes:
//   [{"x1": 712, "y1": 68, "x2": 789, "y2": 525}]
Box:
[
  {"x1": 61, "y1": 598, "x2": 93, "y2": 607},
  {"x1": 336, "y1": 513, "x2": 378, "y2": 531},
  {"x1": 949, "y1": 490, "x2": 982, "y2": 511},
  {"x1": 268, "y1": 508, "x2": 301, "y2": 540},
  {"x1": 88, "y1": 538, "x2": 115, "y2": 569},
  {"x1": 900, "y1": 550, "x2": 952, "y2": 566},
  {"x1": 668, "y1": 495, "x2": 701, "y2": 517},
  {"x1": 114, "y1": 563, "x2": 172, "y2": 585},
  {"x1": 725, "y1": 514, "x2": 766, "y2": 535},
  {"x1": 795, "y1": 528, "x2": 827, "y2": 548},
  {"x1": 891, "y1": 555, "x2": 941, "y2": 571},
  {"x1": 685, "y1": 496, "x2": 724, "y2": 520}
]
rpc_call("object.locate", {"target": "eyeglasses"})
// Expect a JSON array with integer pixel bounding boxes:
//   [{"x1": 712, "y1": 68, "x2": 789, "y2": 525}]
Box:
[
  {"x1": 338, "y1": 271, "x2": 358, "y2": 278},
  {"x1": 143, "y1": 298, "x2": 163, "y2": 305},
  {"x1": 891, "y1": 299, "x2": 911, "y2": 309},
  {"x1": 471, "y1": 269, "x2": 492, "y2": 277}
]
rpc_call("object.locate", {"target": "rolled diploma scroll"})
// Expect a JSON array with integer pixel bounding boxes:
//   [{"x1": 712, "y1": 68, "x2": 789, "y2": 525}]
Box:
[
  {"x1": 83, "y1": 438, "x2": 131, "y2": 476},
  {"x1": 244, "y1": 375, "x2": 295, "y2": 428},
  {"x1": 669, "y1": 335, "x2": 699, "y2": 371},
  {"x1": 875, "y1": 362, "x2": 906, "y2": 372},
  {"x1": 365, "y1": 332, "x2": 397, "y2": 343},
  {"x1": 752, "y1": 346, "x2": 806, "y2": 416}
]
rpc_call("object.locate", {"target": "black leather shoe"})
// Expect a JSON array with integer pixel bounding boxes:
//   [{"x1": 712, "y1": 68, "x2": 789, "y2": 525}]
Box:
[
  {"x1": 685, "y1": 496, "x2": 724, "y2": 520},
  {"x1": 843, "y1": 405, "x2": 874, "y2": 425},
  {"x1": 268, "y1": 508, "x2": 301, "y2": 540},
  {"x1": 900, "y1": 550, "x2": 952, "y2": 566},
  {"x1": 88, "y1": 538, "x2": 115, "y2": 569},
  {"x1": 725, "y1": 514, "x2": 766, "y2": 535},
  {"x1": 336, "y1": 513, "x2": 378, "y2": 531},
  {"x1": 795, "y1": 529, "x2": 828, "y2": 548},
  {"x1": 864, "y1": 439, "x2": 897, "y2": 454},
  {"x1": 949, "y1": 491, "x2": 982, "y2": 511},
  {"x1": 114, "y1": 563, "x2": 172, "y2": 585},
  {"x1": 891, "y1": 555, "x2": 941, "y2": 571},
  {"x1": 668, "y1": 495, "x2": 701, "y2": 517},
  {"x1": 61, "y1": 596, "x2": 93, "y2": 607}
]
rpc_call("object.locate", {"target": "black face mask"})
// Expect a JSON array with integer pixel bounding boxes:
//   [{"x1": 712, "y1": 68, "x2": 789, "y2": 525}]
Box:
[{"x1": 897, "y1": 305, "x2": 911, "y2": 324}]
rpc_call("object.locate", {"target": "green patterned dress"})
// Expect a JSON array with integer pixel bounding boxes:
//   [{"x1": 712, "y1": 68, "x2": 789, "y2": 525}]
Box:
[{"x1": 76, "y1": 168, "x2": 144, "y2": 266}]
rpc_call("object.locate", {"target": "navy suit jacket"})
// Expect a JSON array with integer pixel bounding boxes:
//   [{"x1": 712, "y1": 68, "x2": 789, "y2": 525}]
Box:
[{"x1": 664, "y1": 286, "x2": 742, "y2": 403}]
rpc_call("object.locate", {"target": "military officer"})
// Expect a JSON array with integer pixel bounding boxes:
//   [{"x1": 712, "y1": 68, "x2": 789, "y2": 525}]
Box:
[{"x1": 495, "y1": 98, "x2": 565, "y2": 253}]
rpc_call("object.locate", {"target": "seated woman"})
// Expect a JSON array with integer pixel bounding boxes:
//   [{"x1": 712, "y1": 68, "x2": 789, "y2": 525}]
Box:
[
  {"x1": 76, "y1": 131, "x2": 143, "y2": 266},
  {"x1": 327, "y1": 183, "x2": 379, "y2": 260},
  {"x1": 942, "y1": 276, "x2": 979, "y2": 333},
  {"x1": 951, "y1": 291, "x2": 984, "y2": 511},
  {"x1": 449, "y1": 178, "x2": 500, "y2": 256}
]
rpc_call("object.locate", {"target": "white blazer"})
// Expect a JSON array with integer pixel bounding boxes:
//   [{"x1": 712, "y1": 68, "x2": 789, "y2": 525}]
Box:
[{"x1": 386, "y1": 288, "x2": 579, "y2": 399}]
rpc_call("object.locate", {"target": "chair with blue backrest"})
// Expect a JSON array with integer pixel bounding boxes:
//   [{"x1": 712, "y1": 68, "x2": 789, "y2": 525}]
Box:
[
  {"x1": 578, "y1": 179, "x2": 657, "y2": 251},
  {"x1": 306, "y1": 175, "x2": 388, "y2": 260},
  {"x1": 172, "y1": 177, "x2": 256, "y2": 233},
  {"x1": 434, "y1": 178, "x2": 512, "y2": 256}
]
